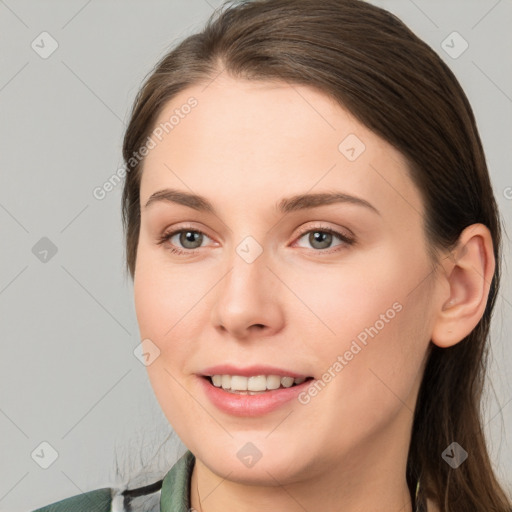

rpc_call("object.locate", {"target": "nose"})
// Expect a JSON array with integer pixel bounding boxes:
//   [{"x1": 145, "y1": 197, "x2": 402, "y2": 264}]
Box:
[{"x1": 210, "y1": 244, "x2": 285, "y2": 341}]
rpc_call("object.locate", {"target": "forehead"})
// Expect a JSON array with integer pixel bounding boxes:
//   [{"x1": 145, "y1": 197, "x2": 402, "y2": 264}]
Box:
[{"x1": 139, "y1": 75, "x2": 424, "y2": 223}]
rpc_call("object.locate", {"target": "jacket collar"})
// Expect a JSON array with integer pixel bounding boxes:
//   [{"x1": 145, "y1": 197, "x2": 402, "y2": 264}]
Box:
[{"x1": 160, "y1": 450, "x2": 195, "y2": 512}]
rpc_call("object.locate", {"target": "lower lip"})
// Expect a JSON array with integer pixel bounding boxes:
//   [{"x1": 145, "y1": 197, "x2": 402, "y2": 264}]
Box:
[{"x1": 199, "y1": 376, "x2": 313, "y2": 417}]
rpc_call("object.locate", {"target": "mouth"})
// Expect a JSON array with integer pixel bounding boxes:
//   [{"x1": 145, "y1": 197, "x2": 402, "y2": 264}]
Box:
[
  {"x1": 202, "y1": 374, "x2": 315, "y2": 394},
  {"x1": 198, "y1": 368, "x2": 317, "y2": 416}
]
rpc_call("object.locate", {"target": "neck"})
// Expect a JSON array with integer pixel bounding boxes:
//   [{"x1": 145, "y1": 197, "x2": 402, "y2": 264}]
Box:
[{"x1": 191, "y1": 459, "x2": 413, "y2": 512}]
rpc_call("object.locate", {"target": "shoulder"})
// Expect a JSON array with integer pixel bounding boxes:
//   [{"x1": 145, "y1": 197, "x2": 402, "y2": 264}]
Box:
[
  {"x1": 30, "y1": 450, "x2": 194, "y2": 512},
  {"x1": 31, "y1": 487, "x2": 112, "y2": 512},
  {"x1": 30, "y1": 478, "x2": 166, "y2": 512}
]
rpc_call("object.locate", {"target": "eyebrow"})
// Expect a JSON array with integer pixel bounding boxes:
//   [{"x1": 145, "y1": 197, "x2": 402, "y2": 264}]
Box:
[{"x1": 143, "y1": 188, "x2": 380, "y2": 215}]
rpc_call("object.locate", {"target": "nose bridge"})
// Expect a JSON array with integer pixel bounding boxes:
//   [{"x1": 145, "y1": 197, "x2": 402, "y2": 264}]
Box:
[
  {"x1": 210, "y1": 234, "x2": 284, "y2": 337},
  {"x1": 221, "y1": 237, "x2": 271, "y2": 313}
]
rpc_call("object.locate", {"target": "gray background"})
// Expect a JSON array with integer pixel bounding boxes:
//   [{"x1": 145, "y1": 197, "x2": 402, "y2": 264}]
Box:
[{"x1": 0, "y1": 1, "x2": 511, "y2": 511}]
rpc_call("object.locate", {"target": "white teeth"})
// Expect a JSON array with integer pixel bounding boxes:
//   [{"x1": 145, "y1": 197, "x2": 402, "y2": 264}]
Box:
[
  {"x1": 221, "y1": 375, "x2": 231, "y2": 389},
  {"x1": 266, "y1": 375, "x2": 281, "y2": 390},
  {"x1": 208, "y1": 374, "x2": 309, "y2": 392},
  {"x1": 281, "y1": 376, "x2": 294, "y2": 388},
  {"x1": 248, "y1": 375, "x2": 267, "y2": 391},
  {"x1": 231, "y1": 375, "x2": 248, "y2": 391}
]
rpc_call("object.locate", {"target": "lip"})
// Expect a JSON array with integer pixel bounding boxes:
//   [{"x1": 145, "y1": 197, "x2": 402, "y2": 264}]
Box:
[
  {"x1": 200, "y1": 364, "x2": 311, "y2": 379},
  {"x1": 198, "y1": 372, "x2": 315, "y2": 417}
]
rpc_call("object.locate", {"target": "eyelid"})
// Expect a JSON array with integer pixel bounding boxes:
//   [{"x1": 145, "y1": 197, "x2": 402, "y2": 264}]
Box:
[
  {"x1": 291, "y1": 223, "x2": 355, "y2": 253},
  {"x1": 293, "y1": 222, "x2": 354, "y2": 242},
  {"x1": 156, "y1": 223, "x2": 217, "y2": 252}
]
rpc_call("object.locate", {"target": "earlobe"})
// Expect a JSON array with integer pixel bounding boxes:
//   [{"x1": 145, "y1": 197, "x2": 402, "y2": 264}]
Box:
[{"x1": 431, "y1": 223, "x2": 495, "y2": 349}]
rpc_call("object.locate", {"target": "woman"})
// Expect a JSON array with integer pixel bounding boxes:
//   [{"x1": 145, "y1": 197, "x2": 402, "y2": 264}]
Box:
[{"x1": 33, "y1": 0, "x2": 511, "y2": 510}]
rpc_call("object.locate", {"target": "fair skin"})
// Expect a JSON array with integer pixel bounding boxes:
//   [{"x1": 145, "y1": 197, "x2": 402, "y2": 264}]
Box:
[{"x1": 133, "y1": 75, "x2": 494, "y2": 512}]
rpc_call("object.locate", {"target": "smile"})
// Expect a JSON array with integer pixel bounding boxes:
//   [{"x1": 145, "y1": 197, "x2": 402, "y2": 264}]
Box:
[
  {"x1": 207, "y1": 374, "x2": 312, "y2": 393},
  {"x1": 199, "y1": 374, "x2": 315, "y2": 416}
]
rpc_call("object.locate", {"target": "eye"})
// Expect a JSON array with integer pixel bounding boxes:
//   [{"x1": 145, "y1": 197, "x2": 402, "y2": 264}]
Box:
[
  {"x1": 294, "y1": 225, "x2": 354, "y2": 252},
  {"x1": 157, "y1": 224, "x2": 355, "y2": 256},
  {"x1": 157, "y1": 226, "x2": 213, "y2": 255}
]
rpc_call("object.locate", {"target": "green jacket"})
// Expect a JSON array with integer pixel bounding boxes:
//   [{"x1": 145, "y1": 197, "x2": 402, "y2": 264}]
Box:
[{"x1": 31, "y1": 450, "x2": 195, "y2": 512}]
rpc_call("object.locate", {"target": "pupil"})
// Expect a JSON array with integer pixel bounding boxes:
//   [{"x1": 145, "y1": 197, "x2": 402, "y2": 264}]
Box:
[
  {"x1": 181, "y1": 231, "x2": 202, "y2": 249},
  {"x1": 310, "y1": 231, "x2": 331, "y2": 249}
]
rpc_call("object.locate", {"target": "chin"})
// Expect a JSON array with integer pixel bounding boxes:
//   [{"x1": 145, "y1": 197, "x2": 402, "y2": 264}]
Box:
[{"x1": 192, "y1": 437, "x2": 317, "y2": 486}]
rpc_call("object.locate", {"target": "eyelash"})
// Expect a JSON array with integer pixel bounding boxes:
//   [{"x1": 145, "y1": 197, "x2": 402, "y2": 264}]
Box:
[{"x1": 156, "y1": 224, "x2": 355, "y2": 256}]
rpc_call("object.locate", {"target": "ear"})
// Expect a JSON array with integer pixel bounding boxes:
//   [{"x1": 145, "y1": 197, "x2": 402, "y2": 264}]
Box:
[{"x1": 431, "y1": 223, "x2": 495, "y2": 348}]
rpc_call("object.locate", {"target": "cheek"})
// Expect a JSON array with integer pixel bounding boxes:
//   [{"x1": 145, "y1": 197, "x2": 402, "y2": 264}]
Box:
[
  {"x1": 133, "y1": 252, "x2": 197, "y2": 402},
  {"x1": 133, "y1": 240, "x2": 203, "y2": 342},
  {"x1": 133, "y1": 259, "x2": 204, "y2": 430},
  {"x1": 290, "y1": 245, "x2": 431, "y2": 426},
  {"x1": 287, "y1": 244, "x2": 425, "y2": 356}
]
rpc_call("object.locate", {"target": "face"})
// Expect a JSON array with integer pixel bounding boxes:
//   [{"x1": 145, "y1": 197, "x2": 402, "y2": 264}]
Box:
[{"x1": 134, "y1": 75, "x2": 439, "y2": 485}]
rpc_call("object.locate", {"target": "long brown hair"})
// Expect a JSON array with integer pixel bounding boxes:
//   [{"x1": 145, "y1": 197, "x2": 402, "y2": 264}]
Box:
[{"x1": 121, "y1": 0, "x2": 511, "y2": 509}]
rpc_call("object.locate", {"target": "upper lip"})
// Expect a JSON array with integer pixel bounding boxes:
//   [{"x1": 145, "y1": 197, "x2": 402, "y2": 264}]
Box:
[{"x1": 200, "y1": 364, "x2": 311, "y2": 379}]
